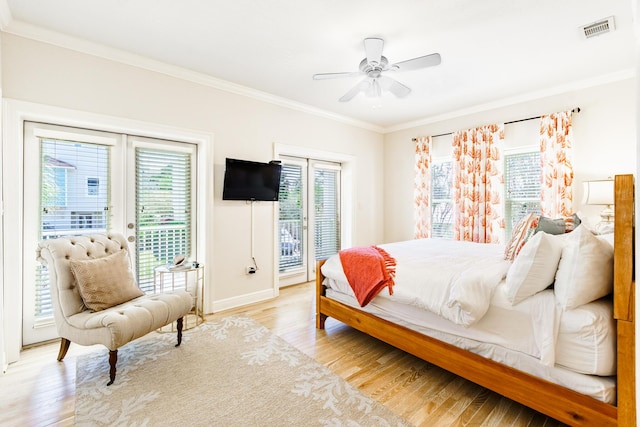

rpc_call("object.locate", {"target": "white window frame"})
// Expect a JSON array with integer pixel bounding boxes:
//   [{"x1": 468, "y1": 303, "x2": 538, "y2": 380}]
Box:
[
  {"x1": 273, "y1": 143, "x2": 355, "y2": 295},
  {"x1": 2, "y1": 99, "x2": 213, "y2": 365},
  {"x1": 278, "y1": 157, "x2": 308, "y2": 277},
  {"x1": 128, "y1": 137, "x2": 198, "y2": 293}
]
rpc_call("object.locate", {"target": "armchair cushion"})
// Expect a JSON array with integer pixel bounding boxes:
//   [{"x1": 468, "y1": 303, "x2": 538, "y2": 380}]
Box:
[{"x1": 70, "y1": 250, "x2": 144, "y2": 312}]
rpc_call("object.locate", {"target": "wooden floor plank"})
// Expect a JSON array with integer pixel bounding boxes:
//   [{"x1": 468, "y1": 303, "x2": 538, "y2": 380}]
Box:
[{"x1": 463, "y1": 390, "x2": 503, "y2": 426}]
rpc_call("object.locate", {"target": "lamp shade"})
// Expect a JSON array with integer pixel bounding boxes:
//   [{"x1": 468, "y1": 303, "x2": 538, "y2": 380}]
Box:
[{"x1": 582, "y1": 180, "x2": 614, "y2": 205}]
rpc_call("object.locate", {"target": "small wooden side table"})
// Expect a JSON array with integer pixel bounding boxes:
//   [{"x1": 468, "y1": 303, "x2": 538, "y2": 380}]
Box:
[{"x1": 154, "y1": 264, "x2": 205, "y2": 330}]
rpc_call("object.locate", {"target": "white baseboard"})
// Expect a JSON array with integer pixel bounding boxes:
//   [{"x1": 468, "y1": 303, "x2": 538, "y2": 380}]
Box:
[{"x1": 210, "y1": 288, "x2": 277, "y2": 314}]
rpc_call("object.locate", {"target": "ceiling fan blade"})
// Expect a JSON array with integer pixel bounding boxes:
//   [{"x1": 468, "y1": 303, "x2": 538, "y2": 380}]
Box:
[
  {"x1": 364, "y1": 37, "x2": 384, "y2": 66},
  {"x1": 339, "y1": 78, "x2": 370, "y2": 102},
  {"x1": 391, "y1": 53, "x2": 441, "y2": 72},
  {"x1": 380, "y1": 76, "x2": 411, "y2": 98},
  {"x1": 313, "y1": 71, "x2": 363, "y2": 80}
]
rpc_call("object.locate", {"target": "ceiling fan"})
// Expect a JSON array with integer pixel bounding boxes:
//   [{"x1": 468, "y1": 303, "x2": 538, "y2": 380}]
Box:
[{"x1": 313, "y1": 38, "x2": 441, "y2": 102}]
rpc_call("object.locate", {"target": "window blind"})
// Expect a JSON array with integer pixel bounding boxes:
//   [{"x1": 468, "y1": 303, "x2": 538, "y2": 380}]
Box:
[
  {"x1": 37, "y1": 139, "x2": 110, "y2": 318},
  {"x1": 431, "y1": 161, "x2": 453, "y2": 239},
  {"x1": 278, "y1": 163, "x2": 304, "y2": 271},
  {"x1": 314, "y1": 165, "x2": 340, "y2": 260},
  {"x1": 505, "y1": 151, "x2": 541, "y2": 236},
  {"x1": 135, "y1": 148, "x2": 192, "y2": 292}
]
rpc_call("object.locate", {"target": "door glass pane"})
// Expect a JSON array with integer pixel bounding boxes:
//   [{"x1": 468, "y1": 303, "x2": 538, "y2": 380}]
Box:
[
  {"x1": 314, "y1": 166, "x2": 340, "y2": 260},
  {"x1": 38, "y1": 139, "x2": 110, "y2": 318},
  {"x1": 135, "y1": 147, "x2": 192, "y2": 292},
  {"x1": 278, "y1": 163, "x2": 304, "y2": 271}
]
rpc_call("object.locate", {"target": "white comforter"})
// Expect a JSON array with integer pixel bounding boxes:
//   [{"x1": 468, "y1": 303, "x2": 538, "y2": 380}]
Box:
[{"x1": 321, "y1": 239, "x2": 512, "y2": 327}]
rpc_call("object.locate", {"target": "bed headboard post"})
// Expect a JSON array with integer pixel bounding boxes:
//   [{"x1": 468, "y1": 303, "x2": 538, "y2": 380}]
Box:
[
  {"x1": 614, "y1": 174, "x2": 635, "y2": 322},
  {"x1": 613, "y1": 174, "x2": 635, "y2": 425}
]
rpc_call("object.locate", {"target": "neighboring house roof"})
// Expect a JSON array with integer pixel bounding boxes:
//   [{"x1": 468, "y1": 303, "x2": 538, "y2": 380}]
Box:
[{"x1": 44, "y1": 155, "x2": 76, "y2": 169}]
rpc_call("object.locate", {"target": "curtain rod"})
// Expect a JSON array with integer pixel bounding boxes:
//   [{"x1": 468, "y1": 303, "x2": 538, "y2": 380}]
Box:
[{"x1": 412, "y1": 107, "x2": 581, "y2": 141}]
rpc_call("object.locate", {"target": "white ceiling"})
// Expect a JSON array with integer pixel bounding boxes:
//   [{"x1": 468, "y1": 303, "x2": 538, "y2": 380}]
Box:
[{"x1": 2, "y1": 0, "x2": 636, "y2": 131}]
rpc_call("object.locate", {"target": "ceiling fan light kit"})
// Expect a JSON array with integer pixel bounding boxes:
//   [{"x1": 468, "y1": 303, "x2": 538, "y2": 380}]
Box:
[{"x1": 313, "y1": 37, "x2": 441, "y2": 102}]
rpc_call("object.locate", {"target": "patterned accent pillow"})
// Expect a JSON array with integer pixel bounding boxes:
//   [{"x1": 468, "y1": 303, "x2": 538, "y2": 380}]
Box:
[
  {"x1": 504, "y1": 213, "x2": 539, "y2": 261},
  {"x1": 536, "y1": 214, "x2": 582, "y2": 235},
  {"x1": 564, "y1": 213, "x2": 582, "y2": 232},
  {"x1": 70, "y1": 250, "x2": 144, "y2": 312},
  {"x1": 536, "y1": 216, "x2": 566, "y2": 234}
]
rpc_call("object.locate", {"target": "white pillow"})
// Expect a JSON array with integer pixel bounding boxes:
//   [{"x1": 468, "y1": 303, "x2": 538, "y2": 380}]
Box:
[
  {"x1": 505, "y1": 232, "x2": 564, "y2": 305},
  {"x1": 596, "y1": 232, "x2": 614, "y2": 248},
  {"x1": 554, "y1": 225, "x2": 614, "y2": 309}
]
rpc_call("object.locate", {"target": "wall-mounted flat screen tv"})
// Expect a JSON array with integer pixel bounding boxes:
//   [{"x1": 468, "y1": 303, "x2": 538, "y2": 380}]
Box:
[{"x1": 222, "y1": 158, "x2": 282, "y2": 201}]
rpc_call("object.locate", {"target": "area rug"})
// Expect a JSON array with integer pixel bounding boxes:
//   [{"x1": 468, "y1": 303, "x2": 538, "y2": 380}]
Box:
[{"x1": 75, "y1": 316, "x2": 410, "y2": 426}]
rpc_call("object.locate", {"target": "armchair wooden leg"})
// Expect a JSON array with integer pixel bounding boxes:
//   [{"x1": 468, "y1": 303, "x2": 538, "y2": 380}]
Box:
[
  {"x1": 57, "y1": 338, "x2": 71, "y2": 361},
  {"x1": 107, "y1": 349, "x2": 118, "y2": 386},
  {"x1": 176, "y1": 317, "x2": 184, "y2": 347}
]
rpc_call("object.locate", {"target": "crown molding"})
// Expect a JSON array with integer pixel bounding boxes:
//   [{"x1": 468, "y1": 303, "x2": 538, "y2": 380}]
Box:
[
  {"x1": 0, "y1": 0, "x2": 12, "y2": 30},
  {"x1": 4, "y1": 17, "x2": 632, "y2": 136},
  {"x1": 383, "y1": 68, "x2": 635, "y2": 133},
  {"x1": 3, "y1": 19, "x2": 384, "y2": 134}
]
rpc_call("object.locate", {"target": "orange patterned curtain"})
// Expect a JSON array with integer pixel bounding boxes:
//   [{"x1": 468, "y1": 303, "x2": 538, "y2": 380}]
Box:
[
  {"x1": 452, "y1": 124, "x2": 505, "y2": 243},
  {"x1": 540, "y1": 111, "x2": 573, "y2": 217},
  {"x1": 413, "y1": 136, "x2": 432, "y2": 239}
]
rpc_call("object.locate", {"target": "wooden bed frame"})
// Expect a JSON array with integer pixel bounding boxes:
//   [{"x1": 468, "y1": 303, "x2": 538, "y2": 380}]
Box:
[{"x1": 316, "y1": 174, "x2": 635, "y2": 426}]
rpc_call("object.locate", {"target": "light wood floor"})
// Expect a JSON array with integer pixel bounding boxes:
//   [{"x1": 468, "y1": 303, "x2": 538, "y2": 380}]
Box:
[{"x1": 0, "y1": 282, "x2": 565, "y2": 427}]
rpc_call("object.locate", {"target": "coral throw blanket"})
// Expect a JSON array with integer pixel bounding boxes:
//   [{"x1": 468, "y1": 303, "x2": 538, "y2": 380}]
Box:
[{"x1": 338, "y1": 245, "x2": 396, "y2": 307}]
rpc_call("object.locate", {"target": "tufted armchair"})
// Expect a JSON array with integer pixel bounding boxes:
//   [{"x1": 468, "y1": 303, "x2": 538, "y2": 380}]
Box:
[{"x1": 36, "y1": 233, "x2": 193, "y2": 385}]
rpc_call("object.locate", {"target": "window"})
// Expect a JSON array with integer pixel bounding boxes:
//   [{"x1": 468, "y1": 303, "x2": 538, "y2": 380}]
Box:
[
  {"x1": 21, "y1": 119, "x2": 202, "y2": 349},
  {"x1": 314, "y1": 163, "x2": 341, "y2": 260},
  {"x1": 38, "y1": 139, "x2": 110, "y2": 318},
  {"x1": 277, "y1": 156, "x2": 342, "y2": 286},
  {"x1": 42, "y1": 156, "x2": 74, "y2": 208},
  {"x1": 278, "y1": 162, "x2": 304, "y2": 272},
  {"x1": 40, "y1": 140, "x2": 110, "y2": 237},
  {"x1": 135, "y1": 147, "x2": 193, "y2": 292},
  {"x1": 504, "y1": 150, "x2": 541, "y2": 237},
  {"x1": 87, "y1": 177, "x2": 99, "y2": 195},
  {"x1": 427, "y1": 151, "x2": 541, "y2": 240},
  {"x1": 71, "y1": 211, "x2": 104, "y2": 229},
  {"x1": 431, "y1": 160, "x2": 453, "y2": 238}
]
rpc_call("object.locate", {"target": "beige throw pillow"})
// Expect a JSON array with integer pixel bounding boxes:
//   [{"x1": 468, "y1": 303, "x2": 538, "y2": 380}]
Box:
[{"x1": 70, "y1": 250, "x2": 144, "y2": 312}]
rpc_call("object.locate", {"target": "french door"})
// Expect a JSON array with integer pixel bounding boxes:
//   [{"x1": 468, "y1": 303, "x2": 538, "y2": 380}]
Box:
[
  {"x1": 22, "y1": 122, "x2": 196, "y2": 345},
  {"x1": 278, "y1": 156, "x2": 341, "y2": 286}
]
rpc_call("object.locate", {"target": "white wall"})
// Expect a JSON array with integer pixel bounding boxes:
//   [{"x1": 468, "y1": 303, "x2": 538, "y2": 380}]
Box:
[
  {"x1": 0, "y1": 29, "x2": 6, "y2": 372},
  {"x1": 1, "y1": 33, "x2": 384, "y2": 334},
  {"x1": 383, "y1": 78, "x2": 637, "y2": 243}
]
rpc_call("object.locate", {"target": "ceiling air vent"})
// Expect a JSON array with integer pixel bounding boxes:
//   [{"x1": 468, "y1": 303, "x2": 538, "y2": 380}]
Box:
[{"x1": 581, "y1": 16, "x2": 615, "y2": 39}]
